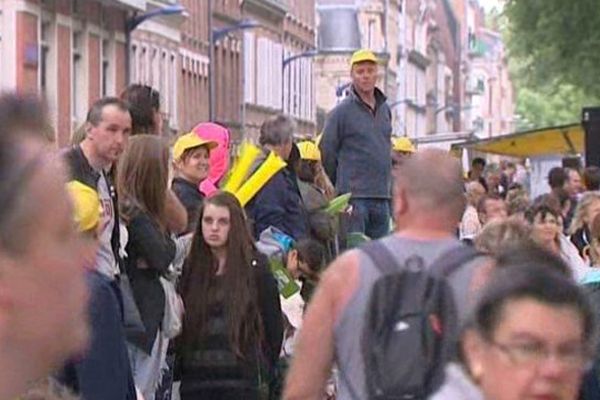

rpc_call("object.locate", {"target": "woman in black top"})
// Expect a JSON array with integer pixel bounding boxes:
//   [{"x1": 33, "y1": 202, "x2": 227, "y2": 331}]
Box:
[
  {"x1": 118, "y1": 135, "x2": 176, "y2": 399},
  {"x1": 177, "y1": 192, "x2": 283, "y2": 400}
]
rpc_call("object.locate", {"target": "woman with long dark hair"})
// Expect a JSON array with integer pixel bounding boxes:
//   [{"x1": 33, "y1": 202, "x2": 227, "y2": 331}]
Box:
[{"x1": 177, "y1": 192, "x2": 283, "y2": 399}]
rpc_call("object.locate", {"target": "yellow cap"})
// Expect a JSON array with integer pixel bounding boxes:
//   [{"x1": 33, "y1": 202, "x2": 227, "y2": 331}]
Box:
[
  {"x1": 392, "y1": 137, "x2": 416, "y2": 153},
  {"x1": 67, "y1": 181, "x2": 102, "y2": 233},
  {"x1": 173, "y1": 132, "x2": 218, "y2": 161},
  {"x1": 297, "y1": 141, "x2": 321, "y2": 161},
  {"x1": 350, "y1": 49, "x2": 378, "y2": 66}
]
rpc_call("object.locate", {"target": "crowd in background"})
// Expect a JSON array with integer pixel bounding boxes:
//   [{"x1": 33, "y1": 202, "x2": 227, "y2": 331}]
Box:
[{"x1": 1, "y1": 47, "x2": 600, "y2": 400}]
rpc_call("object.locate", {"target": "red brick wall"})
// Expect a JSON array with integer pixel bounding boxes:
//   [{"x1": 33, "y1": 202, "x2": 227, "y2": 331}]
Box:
[
  {"x1": 16, "y1": 12, "x2": 39, "y2": 94},
  {"x1": 56, "y1": 0, "x2": 70, "y2": 15},
  {"x1": 88, "y1": 35, "x2": 101, "y2": 105},
  {"x1": 85, "y1": 2, "x2": 102, "y2": 26},
  {"x1": 56, "y1": 24, "x2": 72, "y2": 146},
  {"x1": 180, "y1": 0, "x2": 211, "y2": 130}
]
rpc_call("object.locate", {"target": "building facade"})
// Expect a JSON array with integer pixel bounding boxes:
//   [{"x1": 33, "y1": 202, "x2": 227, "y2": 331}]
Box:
[
  {"x1": 314, "y1": 0, "x2": 401, "y2": 132},
  {"x1": 241, "y1": 0, "x2": 317, "y2": 140},
  {"x1": 0, "y1": 0, "x2": 141, "y2": 146},
  {"x1": 397, "y1": 0, "x2": 461, "y2": 139},
  {"x1": 0, "y1": 0, "x2": 317, "y2": 145},
  {"x1": 315, "y1": 0, "x2": 514, "y2": 142},
  {"x1": 178, "y1": 0, "x2": 318, "y2": 142},
  {"x1": 451, "y1": 0, "x2": 513, "y2": 138},
  {"x1": 128, "y1": 0, "x2": 186, "y2": 135}
]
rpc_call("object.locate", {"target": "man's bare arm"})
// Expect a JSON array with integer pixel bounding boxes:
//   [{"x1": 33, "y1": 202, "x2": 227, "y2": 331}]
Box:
[{"x1": 284, "y1": 251, "x2": 359, "y2": 400}]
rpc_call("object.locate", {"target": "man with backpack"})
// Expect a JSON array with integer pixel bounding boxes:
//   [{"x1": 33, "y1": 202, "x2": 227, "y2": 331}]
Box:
[{"x1": 284, "y1": 149, "x2": 490, "y2": 400}]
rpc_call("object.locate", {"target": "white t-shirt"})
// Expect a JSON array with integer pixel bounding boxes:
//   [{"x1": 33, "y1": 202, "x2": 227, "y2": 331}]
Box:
[
  {"x1": 96, "y1": 172, "x2": 119, "y2": 279},
  {"x1": 459, "y1": 205, "x2": 481, "y2": 240}
]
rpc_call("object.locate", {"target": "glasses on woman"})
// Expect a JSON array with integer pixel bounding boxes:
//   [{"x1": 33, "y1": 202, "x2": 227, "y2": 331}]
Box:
[{"x1": 487, "y1": 337, "x2": 589, "y2": 370}]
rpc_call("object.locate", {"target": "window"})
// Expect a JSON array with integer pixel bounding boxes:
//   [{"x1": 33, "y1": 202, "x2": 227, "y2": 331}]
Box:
[
  {"x1": 72, "y1": 0, "x2": 81, "y2": 15},
  {"x1": 130, "y1": 44, "x2": 138, "y2": 82},
  {"x1": 170, "y1": 54, "x2": 178, "y2": 128},
  {"x1": 0, "y1": 11, "x2": 3, "y2": 90},
  {"x1": 368, "y1": 19, "x2": 376, "y2": 49},
  {"x1": 101, "y1": 39, "x2": 112, "y2": 96},
  {"x1": 72, "y1": 31, "x2": 83, "y2": 122},
  {"x1": 40, "y1": 21, "x2": 51, "y2": 96},
  {"x1": 152, "y1": 47, "x2": 159, "y2": 89},
  {"x1": 255, "y1": 38, "x2": 282, "y2": 109},
  {"x1": 244, "y1": 32, "x2": 255, "y2": 104},
  {"x1": 161, "y1": 51, "x2": 168, "y2": 117}
]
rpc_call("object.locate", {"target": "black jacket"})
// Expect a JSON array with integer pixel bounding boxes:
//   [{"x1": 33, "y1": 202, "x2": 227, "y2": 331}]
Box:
[
  {"x1": 320, "y1": 86, "x2": 392, "y2": 199},
  {"x1": 124, "y1": 208, "x2": 176, "y2": 354},
  {"x1": 63, "y1": 145, "x2": 102, "y2": 190},
  {"x1": 177, "y1": 253, "x2": 283, "y2": 398},
  {"x1": 571, "y1": 226, "x2": 590, "y2": 258},
  {"x1": 63, "y1": 145, "x2": 124, "y2": 276},
  {"x1": 246, "y1": 157, "x2": 309, "y2": 240},
  {"x1": 59, "y1": 271, "x2": 136, "y2": 400},
  {"x1": 172, "y1": 177, "x2": 204, "y2": 234}
]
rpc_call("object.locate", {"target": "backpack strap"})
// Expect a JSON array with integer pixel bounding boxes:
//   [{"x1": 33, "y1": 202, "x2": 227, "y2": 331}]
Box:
[
  {"x1": 433, "y1": 245, "x2": 482, "y2": 278},
  {"x1": 336, "y1": 240, "x2": 400, "y2": 400},
  {"x1": 360, "y1": 239, "x2": 399, "y2": 276}
]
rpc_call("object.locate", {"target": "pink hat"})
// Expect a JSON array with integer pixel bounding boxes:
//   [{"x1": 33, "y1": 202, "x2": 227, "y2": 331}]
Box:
[{"x1": 192, "y1": 122, "x2": 231, "y2": 196}]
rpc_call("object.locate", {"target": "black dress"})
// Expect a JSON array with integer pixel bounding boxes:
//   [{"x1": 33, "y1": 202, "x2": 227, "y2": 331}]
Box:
[{"x1": 177, "y1": 254, "x2": 283, "y2": 400}]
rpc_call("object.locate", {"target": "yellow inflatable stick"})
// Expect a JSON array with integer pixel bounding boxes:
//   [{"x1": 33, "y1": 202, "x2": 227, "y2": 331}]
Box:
[
  {"x1": 235, "y1": 151, "x2": 287, "y2": 207},
  {"x1": 223, "y1": 141, "x2": 261, "y2": 194}
]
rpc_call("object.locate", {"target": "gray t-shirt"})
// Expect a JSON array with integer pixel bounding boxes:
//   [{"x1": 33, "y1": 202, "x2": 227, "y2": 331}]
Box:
[
  {"x1": 333, "y1": 235, "x2": 481, "y2": 400},
  {"x1": 96, "y1": 172, "x2": 118, "y2": 279}
]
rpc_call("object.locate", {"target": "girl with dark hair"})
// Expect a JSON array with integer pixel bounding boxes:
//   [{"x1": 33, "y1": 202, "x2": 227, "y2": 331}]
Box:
[
  {"x1": 118, "y1": 135, "x2": 176, "y2": 400},
  {"x1": 526, "y1": 202, "x2": 590, "y2": 281},
  {"x1": 120, "y1": 84, "x2": 162, "y2": 135},
  {"x1": 177, "y1": 192, "x2": 283, "y2": 399}
]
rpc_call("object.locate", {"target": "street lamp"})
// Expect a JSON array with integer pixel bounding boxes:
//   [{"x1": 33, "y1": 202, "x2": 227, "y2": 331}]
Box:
[
  {"x1": 208, "y1": 18, "x2": 259, "y2": 122},
  {"x1": 125, "y1": 4, "x2": 187, "y2": 84},
  {"x1": 282, "y1": 50, "x2": 319, "y2": 69}
]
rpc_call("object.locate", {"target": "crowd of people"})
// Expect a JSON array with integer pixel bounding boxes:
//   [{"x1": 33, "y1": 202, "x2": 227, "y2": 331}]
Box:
[{"x1": 0, "y1": 47, "x2": 599, "y2": 400}]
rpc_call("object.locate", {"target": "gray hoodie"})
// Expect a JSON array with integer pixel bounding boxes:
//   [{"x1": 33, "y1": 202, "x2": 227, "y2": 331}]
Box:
[{"x1": 320, "y1": 86, "x2": 392, "y2": 199}]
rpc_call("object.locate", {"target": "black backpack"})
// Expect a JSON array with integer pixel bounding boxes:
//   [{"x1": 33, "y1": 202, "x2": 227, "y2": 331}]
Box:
[{"x1": 348, "y1": 240, "x2": 480, "y2": 400}]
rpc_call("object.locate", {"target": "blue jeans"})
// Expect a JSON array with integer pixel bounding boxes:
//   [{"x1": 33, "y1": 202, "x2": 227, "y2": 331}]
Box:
[{"x1": 347, "y1": 198, "x2": 391, "y2": 239}]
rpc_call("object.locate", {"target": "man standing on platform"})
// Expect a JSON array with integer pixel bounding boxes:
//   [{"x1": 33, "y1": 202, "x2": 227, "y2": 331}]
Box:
[{"x1": 320, "y1": 49, "x2": 393, "y2": 239}]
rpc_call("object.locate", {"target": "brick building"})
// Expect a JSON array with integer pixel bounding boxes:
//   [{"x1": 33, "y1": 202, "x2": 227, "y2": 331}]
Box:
[
  {"x1": 128, "y1": 0, "x2": 186, "y2": 135},
  {"x1": 314, "y1": 0, "x2": 401, "y2": 131},
  {"x1": 177, "y1": 0, "x2": 317, "y2": 141},
  {"x1": 397, "y1": 0, "x2": 460, "y2": 138},
  {"x1": 0, "y1": 0, "x2": 141, "y2": 146},
  {"x1": 0, "y1": 0, "x2": 317, "y2": 146},
  {"x1": 178, "y1": 0, "x2": 209, "y2": 132},
  {"x1": 452, "y1": 0, "x2": 514, "y2": 138},
  {"x1": 242, "y1": 0, "x2": 317, "y2": 140}
]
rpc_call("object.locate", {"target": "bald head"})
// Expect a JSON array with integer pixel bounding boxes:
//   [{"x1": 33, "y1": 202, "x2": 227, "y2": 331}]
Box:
[{"x1": 394, "y1": 149, "x2": 466, "y2": 224}]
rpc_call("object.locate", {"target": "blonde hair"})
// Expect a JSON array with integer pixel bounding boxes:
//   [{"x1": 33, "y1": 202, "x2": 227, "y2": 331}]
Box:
[
  {"x1": 475, "y1": 217, "x2": 534, "y2": 255},
  {"x1": 569, "y1": 192, "x2": 600, "y2": 235}
]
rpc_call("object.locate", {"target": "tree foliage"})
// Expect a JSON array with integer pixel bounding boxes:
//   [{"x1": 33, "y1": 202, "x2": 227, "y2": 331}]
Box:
[
  {"x1": 515, "y1": 85, "x2": 596, "y2": 130},
  {"x1": 505, "y1": 0, "x2": 600, "y2": 96},
  {"x1": 503, "y1": 0, "x2": 600, "y2": 129}
]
